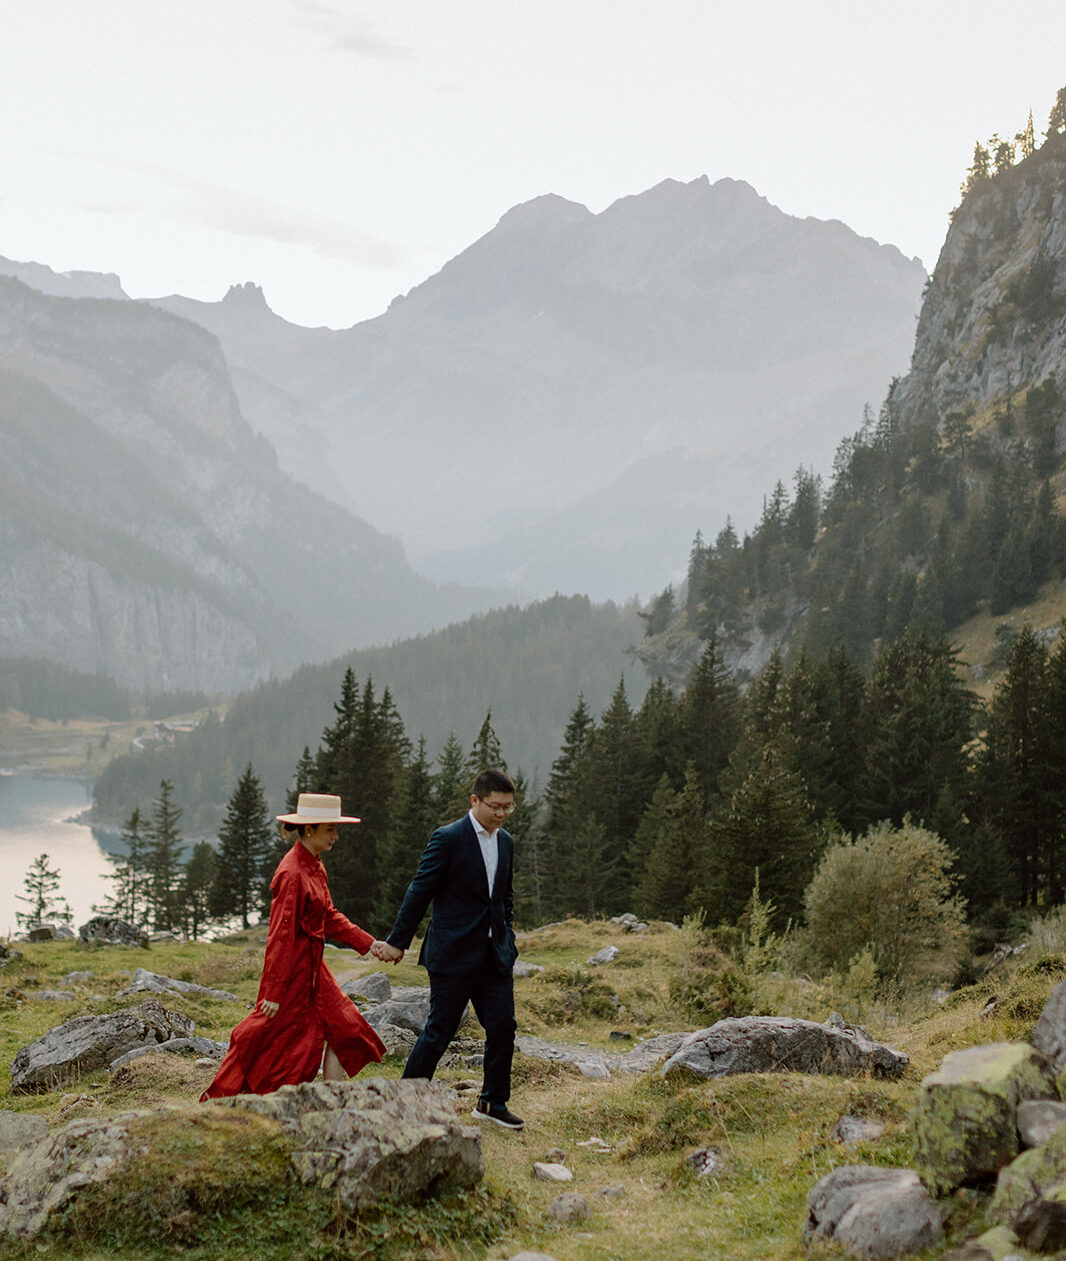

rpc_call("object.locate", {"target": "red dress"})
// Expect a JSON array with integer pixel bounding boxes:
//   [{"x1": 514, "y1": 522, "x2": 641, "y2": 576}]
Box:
[{"x1": 201, "y1": 841, "x2": 386, "y2": 1099}]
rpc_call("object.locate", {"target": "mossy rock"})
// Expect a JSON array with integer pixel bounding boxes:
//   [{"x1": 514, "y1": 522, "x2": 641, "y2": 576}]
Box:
[
  {"x1": 912, "y1": 1041, "x2": 1055, "y2": 1195},
  {"x1": 0, "y1": 1104, "x2": 291, "y2": 1243},
  {"x1": 991, "y1": 1123, "x2": 1066, "y2": 1222}
]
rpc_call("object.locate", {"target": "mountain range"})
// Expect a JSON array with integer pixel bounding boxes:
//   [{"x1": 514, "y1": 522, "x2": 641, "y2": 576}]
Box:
[
  {"x1": 0, "y1": 174, "x2": 926, "y2": 690},
  {"x1": 144, "y1": 177, "x2": 926, "y2": 600},
  {"x1": 0, "y1": 277, "x2": 496, "y2": 693}
]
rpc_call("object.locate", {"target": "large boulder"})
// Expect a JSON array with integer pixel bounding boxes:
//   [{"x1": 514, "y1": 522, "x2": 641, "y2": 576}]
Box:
[
  {"x1": 341, "y1": 971, "x2": 393, "y2": 1004},
  {"x1": 362, "y1": 986, "x2": 432, "y2": 1034},
  {"x1": 211, "y1": 1078, "x2": 482, "y2": 1213},
  {"x1": 804, "y1": 1165, "x2": 945, "y2": 1260},
  {"x1": 9, "y1": 998, "x2": 194, "y2": 1093},
  {"x1": 1033, "y1": 978, "x2": 1066, "y2": 1088},
  {"x1": 912, "y1": 1041, "x2": 1055, "y2": 1195},
  {"x1": 0, "y1": 1078, "x2": 481, "y2": 1241},
  {"x1": 660, "y1": 1016, "x2": 908, "y2": 1081},
  {"x1": 77, "y1": 917, "x2": 148, "y2": 947},
  {"x1": 115, "y1": 968, "x2": 238, "y2": 1002}
]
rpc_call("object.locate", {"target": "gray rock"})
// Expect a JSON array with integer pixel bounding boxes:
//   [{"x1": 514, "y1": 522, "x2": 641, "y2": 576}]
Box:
[
  {"x1": 620, "y1": 1032, "x2": 690, "y2": 1074},
  {"x1": 661, "y1": 1017, "x2": 908, "y2": 1082},
  {"x1": 0, "y1": 1112, "x2": 48, "y2": 1153},
  {"x1": 686, "y1": 1146, "x2": 725, "y2": 1176},
  {"x1": 0, "y1": 1078, "x2": 481, "y2": 1240},
  {"x1": 341, "y1": 971, "x2": 392, "y2": 1004},
  {"x1": 548, "y1": 1192, "x2": 589, "y2": 1223},
  {"x1": 115, "y1": 967, "x2": 238, "y2": 1002},
  {"x1": 54, "y1": 926, "x2": 75, "y2": 940},
  {"x1": 912, "y1": 1042, "x2": 1055, "y2": 1195},
  {"x1": 78, "y1": 917, "x2": 148, "y2": 947},
  {"x1": 60, "y1": 972, "x2": 94, "y2": 987},
  {"x1": 27, "y1": 926, "x2": 57, "y2": 942},
  {"x1": 514, "y1": 1034, "x2": 618, "y2": 1078},
  {"x1": 991, "y1": 1120, "x2": 1066, "y2": 1221},
  {"x1": 1033, "y1": 978, "x2": 1066, "y2": 1082},
  {"x1": 533, "y1": 1162, "x2": 573, "y2": 1182},
  {"x1": 372, "y1": 1021, "x2": 419, "y2": 1058},
  {"x1": 512, "y1": 961, "x2": 545, "y2": 978},
  {"x1": 10, "y1": 998, "x2": 195, "y2": 1093},
  {"x1": 109, "y1": 1036, "x2": 229, "y2": 1069},
  {"x1": 833, "y1": 1115, "x2": 886, "y2": 1145},
  {"x1": 587, "y1": 946, "x2": 618, "y2": 966},
  {"x1": 213, "y1": 1078, "x2": 483, "y2": 1213},
  {"x1": 804, "y1": 1165, "x2": 946, "y2": 1259},
  {"x1": 609, "y1": 913, "x2": 647, "y2": 932},
  {"x1": 1013, "y1": 1195, "x2": 1066, "y2": 1251},
  {"x1": 33, "y1": 990, "x2": 75, "y2": 1001},
  {"x1": 363, "y1": 987, "x2": 432, "y2": 1034},
  {"x1": 1018, "y1": 1098, "x2": 1066, "y2": 1148}
]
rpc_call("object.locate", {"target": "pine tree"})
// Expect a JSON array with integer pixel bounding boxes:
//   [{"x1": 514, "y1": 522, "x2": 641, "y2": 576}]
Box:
[
  {"x1": 15, "y1": 854, "x2": 73, "y2": 928},
  {"x1": 96, "y1": 808, "x2": 150, "y2": 925},
  {"x1": 145, "y1": 779, "x2": 186, "y2": 933},
  {"x1": 433, "y1": 734, "x2": 467, "y2": 824},
  {"x1": 975, "y1": 626, "x2": 1054, "y2": 906},
  {"x1": 632, "y1": 766, "x2": 706, "y2": 921},
  {"x1": 579, "y1": 678, "x2": 649, "y2": 911},
  {"x1": 704, "y1": 746, "x2": 820, "y2": 928},
  {"x1": 678, "y1": 636, "x2": 742, "y2": 801},
  {"x1": 377, "y1": 736, "x2": 439, "y2": 916},
  {"x1": 180, "y1": 842, "x2": 217, "y2": 940},
  {"x1": 859, "y1": 630, "x2": 976, "y2": 840},
  {"x1": 210, "y1": 764, "x2": 275, "y2": 929}
]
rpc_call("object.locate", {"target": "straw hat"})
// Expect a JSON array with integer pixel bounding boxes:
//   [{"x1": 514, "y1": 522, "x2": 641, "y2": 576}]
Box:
[{"x1": 276, "y1": 793, "x2": 361, "y2": 825}]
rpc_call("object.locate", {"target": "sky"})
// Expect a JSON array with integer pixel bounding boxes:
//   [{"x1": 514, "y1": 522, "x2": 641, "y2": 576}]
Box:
[{"x1": 2, "y1": 1, "x2": 1064, "y2": 330}]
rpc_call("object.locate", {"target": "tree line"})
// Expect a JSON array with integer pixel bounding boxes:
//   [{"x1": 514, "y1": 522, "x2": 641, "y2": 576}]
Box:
[{"x1": 73, "y1": 619, "x2": 1066, "y2": 958}]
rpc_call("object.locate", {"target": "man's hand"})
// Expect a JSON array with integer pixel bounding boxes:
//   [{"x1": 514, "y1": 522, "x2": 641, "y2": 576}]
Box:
[
  {"x1": 259, "y1": 999, "x2": 280, "y2": 1019},
  {"x1": 371, "y1": 940, "x2": 404, "y2": 964}
]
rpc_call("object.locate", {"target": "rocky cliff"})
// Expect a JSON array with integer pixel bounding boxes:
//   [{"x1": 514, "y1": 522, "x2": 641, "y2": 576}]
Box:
[{"x1": 894, "y1": 132, "x2": 1066, "y2": 428}]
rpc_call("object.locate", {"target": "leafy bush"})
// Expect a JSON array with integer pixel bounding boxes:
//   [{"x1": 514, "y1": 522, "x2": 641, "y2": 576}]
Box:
[
  {"x1": 668, "y1": 940, "x2": 754, "y2": 1022},
  {"x1": 801, "y1": 819, "x2": 967, "y2": 990}
]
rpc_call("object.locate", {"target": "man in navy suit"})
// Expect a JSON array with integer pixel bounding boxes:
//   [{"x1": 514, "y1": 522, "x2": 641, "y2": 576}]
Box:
[{"x1": 375, "y1": 768, "x2": 523, "y2": 1128}]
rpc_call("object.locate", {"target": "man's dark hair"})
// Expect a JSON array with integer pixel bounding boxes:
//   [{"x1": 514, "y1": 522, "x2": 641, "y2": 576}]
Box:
[{"x1": 473, "y1": 768, "x2": 515, "y2": 799}]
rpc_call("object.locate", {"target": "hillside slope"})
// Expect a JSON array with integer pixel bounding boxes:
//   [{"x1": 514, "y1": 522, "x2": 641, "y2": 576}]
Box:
[{"x1": 0, "y1": 278, "x2": 498, "y2": 692}]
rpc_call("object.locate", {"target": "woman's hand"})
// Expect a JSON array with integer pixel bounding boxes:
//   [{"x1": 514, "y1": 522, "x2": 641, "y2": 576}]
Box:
[
  {"x1": 259, "y1": 999, "x2": 280, "y2": 1018},
  {"x1": 371, "y1": 940, "x2": 404, "y2": 964}
]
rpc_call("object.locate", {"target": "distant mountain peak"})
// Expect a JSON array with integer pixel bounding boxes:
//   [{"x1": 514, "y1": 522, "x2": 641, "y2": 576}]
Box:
[
  {"x1": 0, "y1": 255, "x2": 128, "y2": 301},
  {"x1": 222, "y1": 281, "x2": 271, "y2": 309},
  {"x1": 494, "y1": 193, "x2": 593, "y2": 233}
]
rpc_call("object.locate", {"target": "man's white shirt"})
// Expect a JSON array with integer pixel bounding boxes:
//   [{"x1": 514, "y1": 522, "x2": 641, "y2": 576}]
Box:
[{"x1": 469, "y1": 809, "x2": 499, "y2": 900}]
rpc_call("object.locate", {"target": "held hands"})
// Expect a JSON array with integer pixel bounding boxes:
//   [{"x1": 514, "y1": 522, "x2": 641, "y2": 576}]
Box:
[
  {"x1": 258, "y1": 999, "x2": 280, "y2": 1019},
  {"x1": 370, "y1": 939, "x2": 404, "y2": 964}
]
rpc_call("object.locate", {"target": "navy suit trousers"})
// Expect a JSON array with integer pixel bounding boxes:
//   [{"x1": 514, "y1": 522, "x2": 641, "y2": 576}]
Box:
[{"x1": 402, "y1": 943, "x2": 516, "y2": 1105}]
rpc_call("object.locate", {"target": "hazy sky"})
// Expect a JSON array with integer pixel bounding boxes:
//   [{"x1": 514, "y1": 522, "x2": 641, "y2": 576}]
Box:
[{"x1": 3, "y1": 1, "x2": 1064, "y2": 329}]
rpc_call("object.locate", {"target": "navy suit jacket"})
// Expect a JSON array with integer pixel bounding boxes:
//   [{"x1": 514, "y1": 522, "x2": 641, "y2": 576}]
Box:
[{"x1": 386, "y1": 814, "x2": 517, "y2": 976}]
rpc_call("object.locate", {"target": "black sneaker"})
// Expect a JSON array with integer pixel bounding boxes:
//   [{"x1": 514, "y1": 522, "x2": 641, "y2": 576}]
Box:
[{"x1": 472, "y1": 1100, "x2": 524, "y2": 1129}]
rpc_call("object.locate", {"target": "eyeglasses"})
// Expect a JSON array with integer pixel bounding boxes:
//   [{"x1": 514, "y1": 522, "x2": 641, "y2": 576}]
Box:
[{"x1": 477, "y1": 798, "x2": 516, "y2": 815}]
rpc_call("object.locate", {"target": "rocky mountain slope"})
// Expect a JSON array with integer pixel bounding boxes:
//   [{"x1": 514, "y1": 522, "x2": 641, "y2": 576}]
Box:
[
  {"x1": 893, "y1": 132, "x2": 1066, "y2": 428},
  {"x1": 635, "y1": 134, "x2": 1066, "y2": 688},
  {"x1": 0, "y1": 278, "x2": 495, "y2": 693},
  {"x1": 145, "y1": 176, "x2": 925, "y2": 600}
]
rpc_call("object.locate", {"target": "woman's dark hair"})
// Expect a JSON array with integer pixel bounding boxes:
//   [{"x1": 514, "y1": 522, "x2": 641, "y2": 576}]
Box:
[
  {"x1": 281, "y1": 821, "x2": 308, "y2": 839},
  {"x1": 472, "y1": 768, "x2": 515, "y2": 798}
]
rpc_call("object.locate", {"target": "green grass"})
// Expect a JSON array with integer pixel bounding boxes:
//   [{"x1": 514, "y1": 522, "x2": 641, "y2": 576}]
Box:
[{"x1": 0, "y1": 921, "x2": 1058, "y2": 1259}]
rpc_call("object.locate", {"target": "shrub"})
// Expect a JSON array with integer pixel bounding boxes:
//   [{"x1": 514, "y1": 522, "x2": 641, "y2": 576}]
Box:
[{"x1": 802, "y1": 819, "x2": 967, "y2": 990}]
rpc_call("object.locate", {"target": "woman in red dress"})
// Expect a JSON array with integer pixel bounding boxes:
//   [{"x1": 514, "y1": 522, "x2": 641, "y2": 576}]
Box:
[{"x1": 201, "y1": 793, "x2": 389, "y2": 1099}]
